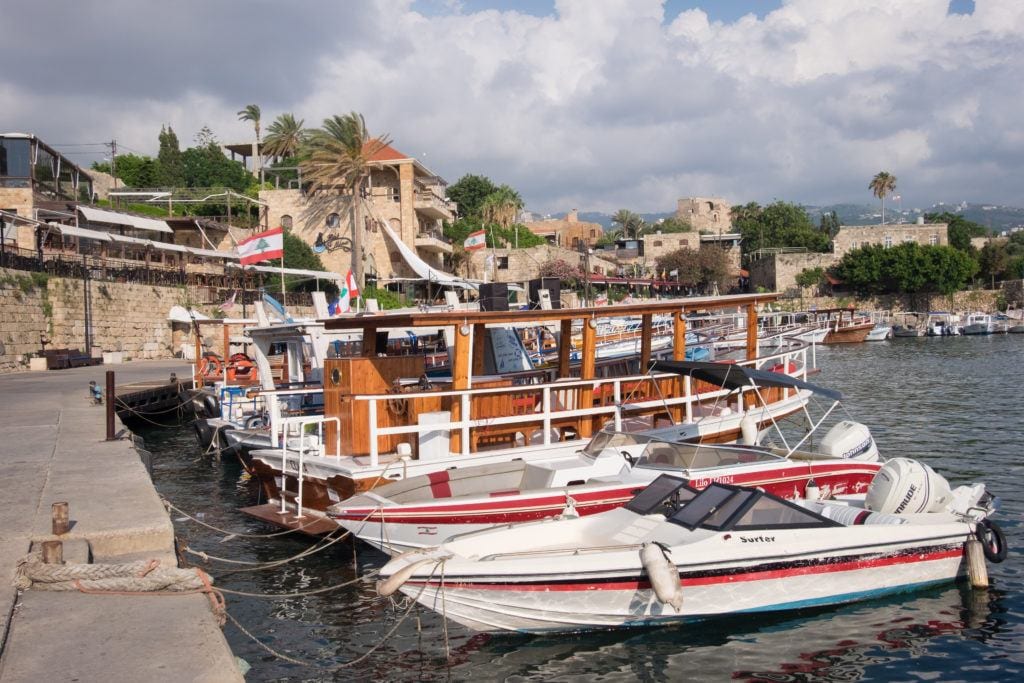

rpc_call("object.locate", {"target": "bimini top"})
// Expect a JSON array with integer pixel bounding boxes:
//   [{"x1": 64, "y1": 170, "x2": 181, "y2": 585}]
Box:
[{"x1": 650, "y1": 360, "x2": 842, "y2": 400}]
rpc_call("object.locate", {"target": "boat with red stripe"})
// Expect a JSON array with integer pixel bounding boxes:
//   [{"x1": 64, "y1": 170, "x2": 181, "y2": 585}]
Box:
[{"x1": 376, "y1": 468, "x2": 1003, "y2": 633}]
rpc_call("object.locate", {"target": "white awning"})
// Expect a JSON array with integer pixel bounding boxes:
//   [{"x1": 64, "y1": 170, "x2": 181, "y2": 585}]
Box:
[
  {"x1": 56, "y1": 224, "x2": 112, "y2": 242},
  {"x1": 109, "y1": 233, "x2": 150, "y2": 246},
  {"x1": 77, "y1": 206, "x2": 173, "y2": 234},
  {"x1": 155, "y1": 241, "x2": 188, "y2": 253},
  {"x1": 228, "y1": 262, "x2": 342, "y2": 282},
  {"x1": 186, "y1": 246, "x2": 238, "y2": 260},
  {"x1": 380, "y1": 222, "x2": 477, "y2": 290}
]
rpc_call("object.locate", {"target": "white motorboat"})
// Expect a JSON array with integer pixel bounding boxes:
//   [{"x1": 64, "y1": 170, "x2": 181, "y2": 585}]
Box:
[
  {"x1": 378, "y1": 461, "x2": 1004, "y2": 633},
  {"x1": 328, "y1": 361, "x2": 883, "y2": 554},
  {"x1": 864, "y1": 325, "x2": 891, "y2": 341},
  {"x1": 962, "y1": 313, "x2": 995, "y2": 335}
]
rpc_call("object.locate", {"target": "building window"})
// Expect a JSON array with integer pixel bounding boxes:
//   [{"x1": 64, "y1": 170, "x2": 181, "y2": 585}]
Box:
[
  {"x1": 326, "y1": 213, "x2": 340, "y2": 229},
  {"x1": 497, "y1": 256, "x2": 509, "y2": 270},
  {"x1": 930, "y1": 233, "x2": 938, "y2": 245},
  {"x1": 572, "y1": 237, "x2": 579, "y2": 248},
  {"x1": 884, "y1": 235, "x2": 892, "y2": 248},
  {"x1": 281, "y1": 214, "x2": 293, "y2": 229},
  {"x1": 653, "y1": 240, "x2": 662, "y2": 247}
]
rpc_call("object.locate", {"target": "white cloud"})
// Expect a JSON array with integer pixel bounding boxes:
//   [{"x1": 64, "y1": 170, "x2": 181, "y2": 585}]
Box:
[{"x1": 3, "y1": 0, "x2": 1024, "y2": 213}]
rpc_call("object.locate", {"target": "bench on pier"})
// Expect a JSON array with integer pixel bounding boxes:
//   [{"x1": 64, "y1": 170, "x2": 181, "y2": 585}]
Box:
[{"x1": 42, "y1": 348, "x2": 103, "y2": 370}]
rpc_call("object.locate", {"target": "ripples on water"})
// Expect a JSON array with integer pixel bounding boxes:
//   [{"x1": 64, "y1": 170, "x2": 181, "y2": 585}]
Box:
[{"x1": 140, "y1": 335, "x2": 1023, "y2": 681}]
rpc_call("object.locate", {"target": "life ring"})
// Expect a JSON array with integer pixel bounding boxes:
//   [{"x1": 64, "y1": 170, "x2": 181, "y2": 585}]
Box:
[
  {"x1": 976, "y1": 519, "x2": 1007, "y2": 563},
  {"x1": 227, "y1": 353, "x2": 258, "y2": 382},
  {"x1": 199, "y1": 352, "x2": 223, "y2": 380}
]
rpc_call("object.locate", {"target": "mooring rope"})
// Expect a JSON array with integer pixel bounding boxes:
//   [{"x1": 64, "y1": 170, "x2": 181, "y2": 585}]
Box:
[{"x1": 163, "y1": 498, "x2": 320, "y2": 538}]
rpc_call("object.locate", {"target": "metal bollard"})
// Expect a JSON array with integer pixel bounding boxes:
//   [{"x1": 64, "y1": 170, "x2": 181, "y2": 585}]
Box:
[
  {"x1": 106, "y1": 370, "x2": 115, "y2": 440},
  {"x1": 52, "y1": 502, "x2": 70, "y2": 535}
]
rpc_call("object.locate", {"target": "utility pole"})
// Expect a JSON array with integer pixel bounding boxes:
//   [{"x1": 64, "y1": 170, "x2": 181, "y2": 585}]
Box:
[{"x1": 106, "y1": 140, "x2": 118, "y2": 189}]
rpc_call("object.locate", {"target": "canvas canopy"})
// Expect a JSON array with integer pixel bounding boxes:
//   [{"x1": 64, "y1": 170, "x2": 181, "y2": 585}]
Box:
[{"x1": 651, "y1": 360, "x2": 842, "y2": 400}]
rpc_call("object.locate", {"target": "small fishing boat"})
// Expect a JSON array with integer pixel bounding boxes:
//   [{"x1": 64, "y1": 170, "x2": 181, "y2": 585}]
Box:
[
  {"x1": 962, "y1": 313, "x2": 995, "y2": 335},
  {"x1": 378, "y1": 461, "x2": 1004, "y2": 633}
]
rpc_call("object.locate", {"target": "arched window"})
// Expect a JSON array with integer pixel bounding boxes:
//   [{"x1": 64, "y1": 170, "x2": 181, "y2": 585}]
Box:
[
  {"x1": 281, "y1": 214, "x2": 293, "y2": 229},
  {"x1": 326, "y1": 213, "x2": 340, "y2": 229}
]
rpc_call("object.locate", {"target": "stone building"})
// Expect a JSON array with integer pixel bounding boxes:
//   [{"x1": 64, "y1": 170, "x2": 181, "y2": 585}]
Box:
[
  {"x1": 0, "y1": 133, "x2": 94, "y2": 250},
  {"x1": 259, "y1": 141, "x2": 456, "y2": 286},
  {"x1": 676, "y1": 196, "x2": 731, "y2": 233},
  {"x1": 466, "y1": 244, "x2": 617, "y2": 285},
  {"x1": 749, "y1": 221, "x2": 951, "y2": 292},
  {"x1": 523, "y1": 209, "x2": 604, "y2": 249},
  {"x1": 832, "y1": 222, "x2": 948, "y2": 258}
]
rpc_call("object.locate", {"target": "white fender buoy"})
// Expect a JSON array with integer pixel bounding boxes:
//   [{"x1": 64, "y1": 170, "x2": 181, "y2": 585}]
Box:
[
  {"x1": 640, "y1": 543, "x2": 683, "y2": 611},
  {"x1": 376, "y1": 558, "x2": 437, "y2": 597},
  {"x1": 740, "y1": 414, "x2": 758, "y2": 446},
  {"x1": 966, "y1": 538, "x2": 989, "y2": 589},
  {"x1": 805, "y1": 478, "x2": 820, "y2": 501}
]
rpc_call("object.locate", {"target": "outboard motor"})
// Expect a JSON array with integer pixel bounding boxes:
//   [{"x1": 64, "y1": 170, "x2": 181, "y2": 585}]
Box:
[
  {"x1": 818, "y1": 421, "x2": 879, "y2": 461},
  {"x1": 865, "y1": 458, "x2": 953, "y2": 515}
]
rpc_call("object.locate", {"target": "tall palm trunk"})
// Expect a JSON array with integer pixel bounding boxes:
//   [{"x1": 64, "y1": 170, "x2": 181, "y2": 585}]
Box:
[{"x1": 351, "y1": 188, "x2": 363, "y2": 288}]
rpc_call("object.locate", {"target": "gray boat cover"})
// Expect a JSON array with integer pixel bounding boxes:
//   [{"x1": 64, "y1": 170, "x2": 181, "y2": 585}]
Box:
[{"x1": 650, "y1": 360, "x2": 842, "y2": 400}]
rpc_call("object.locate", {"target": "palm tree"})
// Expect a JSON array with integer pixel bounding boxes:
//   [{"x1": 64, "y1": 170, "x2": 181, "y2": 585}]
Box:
[
  {"x1": 263, "y1": 113, "x2": 306, "y2": 160},
  {"x1": 480, "y1": 185, "x2": 524, "y2": 246},
  {"x1": 300, "y1": 112, "x2": 390, "y2": 287},
  {"x1": 237, "y1": 104, "x2": 262, "y2": 142},
  {"x1": 869, "y1": 171, "x2": 897, "y2": 225},
  {"x1": 611, "y1": 209, "x2": 645, "y2": 240}
]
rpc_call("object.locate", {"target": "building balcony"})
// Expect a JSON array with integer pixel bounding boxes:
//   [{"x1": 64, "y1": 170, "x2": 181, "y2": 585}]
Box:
[
  {"x1": 413, "y1": 189, "x2": 456, "y2": 220},
  {"x1": 415, "y1": 230, "x2": 453, "y2": 255}
]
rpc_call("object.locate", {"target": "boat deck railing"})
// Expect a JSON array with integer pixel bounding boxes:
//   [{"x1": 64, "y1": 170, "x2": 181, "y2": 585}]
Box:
[{"x1": 347, "y1": 345, "x2": 810, "y2": 466}]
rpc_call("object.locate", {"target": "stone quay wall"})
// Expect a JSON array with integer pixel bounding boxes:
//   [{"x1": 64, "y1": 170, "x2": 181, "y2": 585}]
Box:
[{"x1": 0, "y1": 267, "x2": 316, "y2": 372}]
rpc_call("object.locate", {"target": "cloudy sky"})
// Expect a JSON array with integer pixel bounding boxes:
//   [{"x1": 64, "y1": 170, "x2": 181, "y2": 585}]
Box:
[{"x1": 3, "y1": 0, "x2": 1021, "y2": 214}]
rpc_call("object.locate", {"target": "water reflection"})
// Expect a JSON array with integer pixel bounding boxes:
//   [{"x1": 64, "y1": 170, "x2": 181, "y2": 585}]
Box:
[{"x1": 140, "y1": 336, "x2": 1024, "y2": 681}]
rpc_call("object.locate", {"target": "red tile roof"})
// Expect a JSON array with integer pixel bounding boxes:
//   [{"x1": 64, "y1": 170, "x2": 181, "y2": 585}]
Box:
[{"x1": 364, "y1": 140, "x2": 407, "y2": 162}]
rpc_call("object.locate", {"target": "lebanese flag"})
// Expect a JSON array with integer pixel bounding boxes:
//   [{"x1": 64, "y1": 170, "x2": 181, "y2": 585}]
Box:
[
  {"x1": 463, "y1": 230, "x2": 486, "y2": 251},
  {"x1": 334, "y1": 269, "x2": 360, "y2": 314},
  {"x1": 238, "y1": 227, "x2": 285, "y2": 265}
]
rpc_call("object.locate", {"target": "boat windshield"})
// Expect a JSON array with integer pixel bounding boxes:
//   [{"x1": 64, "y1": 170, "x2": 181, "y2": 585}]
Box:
[
  {"x1": 624, "y1": 474, "x2": 697, "y2": 515},
  {"x1": 581, "y1": 430, "x2": 655, "y2": 458},
  {"x1": 668, "y1": 483, "x2": 839, "y2": 531},
  {"x1": 635, "y1": 441, "x2": 782, "y2": 471}
]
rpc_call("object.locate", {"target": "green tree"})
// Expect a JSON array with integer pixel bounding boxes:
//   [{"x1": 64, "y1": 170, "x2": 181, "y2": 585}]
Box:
[
  {"x1": 831, "y1": 243, "x2": 976, "y2": 295},
  {"x1": 924, "y1": 211, "x2": 987, "y2": 252},
  {"x1": 181, "y1": 143, "x2": 252, "y2": 192},
  {"x1": 156, "y1": 125, "x2": 185, "y2": 187},
  {"x1": 651, "y1": 216, "x2": 693, "y2": 233},
  {"x1": 446, "y1": 174, "x2": 499, "y2": 220},
  {"x1": 538, "y1": 258, "x2": 584, "y2": 289},
  {"x1": 300, "y1": 112, "x2": 390, "y2": 288},
  {"x1": 263, "y1": 113, "x2": 305, "y2": 159},
  {"x1": 869, "y1": 171, "x2": 897, "y2": 224},
  {"x1": 731, "y1": 201, "x2": 830, "y2": 255},
  {"x1": 480, "y1": 185, "x2": 525, "y2": 246},
  {"x1": 656, "y1": 248, "x2": 703, "y2": 288},
  {"x1": 819, "y1": 210, "x2": 840, "y2": 238},
  {"x1": 611, "y1": 209, "x2": 645, "y2": 240},
  {"x1": 266, "y1": 230, "x2": 338, "y2": 295},
  {"x1": 795, "y1": 267, "x2": 825, "y2": 289},
  {"x1": 237, "y1": 104, "x2": 262, "y2": 143},
  {"x1": 92, "y1": 153, "x2": 159, "y2": 187}
]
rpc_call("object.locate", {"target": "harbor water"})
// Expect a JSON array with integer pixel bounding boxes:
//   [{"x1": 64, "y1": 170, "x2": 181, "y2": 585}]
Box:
[{"x1": 139, "y1": 335, "x2": 1023, "y2": 681}]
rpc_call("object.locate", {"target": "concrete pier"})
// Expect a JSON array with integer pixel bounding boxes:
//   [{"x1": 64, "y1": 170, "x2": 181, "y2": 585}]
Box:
[{"x1": 0, "y1": 361, "x2": 242, "y2": 682}]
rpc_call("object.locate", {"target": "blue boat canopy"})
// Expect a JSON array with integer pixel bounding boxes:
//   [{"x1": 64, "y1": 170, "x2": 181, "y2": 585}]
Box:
[{"x1": 650, "y1": 360, "x2": 842, "y2": 401}]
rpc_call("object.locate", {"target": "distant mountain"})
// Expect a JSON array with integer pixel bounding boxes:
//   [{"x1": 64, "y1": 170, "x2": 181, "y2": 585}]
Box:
[
  {"x1": 559, "y1": 203, "x2": 1024, "y2": 235},
  {"x1": 807, "y1": 202, "x2": 1024, "y2": 233}
]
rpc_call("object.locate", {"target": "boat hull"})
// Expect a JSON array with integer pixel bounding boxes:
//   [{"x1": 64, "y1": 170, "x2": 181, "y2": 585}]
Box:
[
  {"x1": 333, "y1": 460, "x2": 882, "y2": 554},
  {"x1": 399, "y1": 537, "x2": 968, "y2": 633}
]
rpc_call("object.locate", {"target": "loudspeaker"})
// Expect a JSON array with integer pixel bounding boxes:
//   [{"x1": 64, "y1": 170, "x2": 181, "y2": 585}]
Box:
[
  {"x1": 528, "y1": 277, "x2": 561, "y2": 309},
  {"x1": 478, "y1": 282, "x2": 509, "y2": 311}
]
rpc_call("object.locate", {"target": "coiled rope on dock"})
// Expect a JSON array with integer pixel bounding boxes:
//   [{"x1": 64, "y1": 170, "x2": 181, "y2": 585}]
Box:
[{"x1": 14, "y1": 553, "x2": 226, "y2": 624}]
